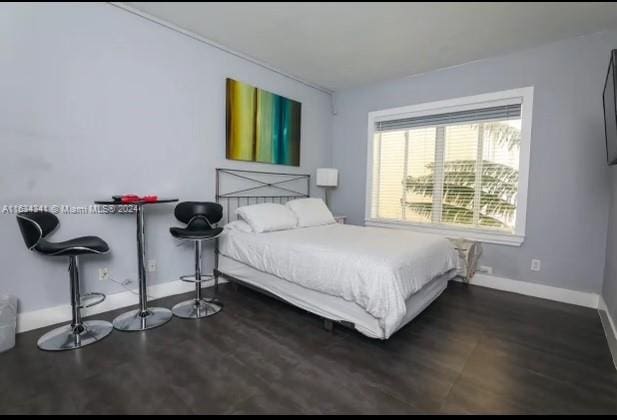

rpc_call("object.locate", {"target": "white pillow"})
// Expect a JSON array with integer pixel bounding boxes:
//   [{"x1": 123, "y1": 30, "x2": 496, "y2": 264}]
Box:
[
  {"x1": 225, "y1": 220, "x2": 253, "y2": 233},
  {"x1": 286, "y1": 198, "x2": 335, "y2": 228},
  {"x1": 235, "y1": 203, "x2": 298, "y2": 233}
]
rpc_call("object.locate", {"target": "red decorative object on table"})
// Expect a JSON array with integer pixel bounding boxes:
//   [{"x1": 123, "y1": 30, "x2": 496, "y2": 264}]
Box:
[
  {"x1": 119, "y1": 194, "x2": 158, "y2": 204},
  {"x1": 120, "y1": 194, "x2": 139, "y2": 204}
]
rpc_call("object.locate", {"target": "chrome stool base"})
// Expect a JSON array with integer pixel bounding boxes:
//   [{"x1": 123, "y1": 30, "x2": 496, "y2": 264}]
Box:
[
  {"x1": 173, "y1": 238, "x2": 223, "y2": 321},
  {"x1": 112, "y1": 307, "x2": 173, "y2": 331},
  {"x1": 172, "y1": 298, "x2": 222, "y2": 319},
  {"x1": 37, "y1": 320, "x2": 113, "y2": 351}
]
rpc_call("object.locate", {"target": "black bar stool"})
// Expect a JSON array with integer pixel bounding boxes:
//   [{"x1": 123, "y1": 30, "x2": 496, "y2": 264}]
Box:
[
  {"x1": 170, "y1": 202, "x2": 224, "y2": 319},
  {"x1": 16, "y1": 211, "x2": 112, "y2": 351}
]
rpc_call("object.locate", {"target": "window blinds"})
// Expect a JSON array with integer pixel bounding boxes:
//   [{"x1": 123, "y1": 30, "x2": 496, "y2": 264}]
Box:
[
  {"x1": 375, "y1": 104, "x2": 521, "y2": 133},
  {"x1": 371, "y1": 102, "x2": 522, "y2": 233}
]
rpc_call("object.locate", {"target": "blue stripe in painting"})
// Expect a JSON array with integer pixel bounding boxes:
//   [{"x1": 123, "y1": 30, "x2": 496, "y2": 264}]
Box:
[
  {"x1": 278, "y1": 99, "x2": 287, "y2": 164},
  {"x1": 271, "y1": 95, "x2": 282, "y2": 164}
]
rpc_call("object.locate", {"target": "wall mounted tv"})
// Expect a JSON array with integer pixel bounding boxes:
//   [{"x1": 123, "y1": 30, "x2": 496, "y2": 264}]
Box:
[{"x1": 604, "y1": 49, "x2": 617, "y2": 165}]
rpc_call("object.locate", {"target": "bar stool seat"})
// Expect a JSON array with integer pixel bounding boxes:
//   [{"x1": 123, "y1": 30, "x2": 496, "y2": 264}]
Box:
[
  {"x1": 34, "y1": 236, "x2": 109, "y2": 256},
  {"x1": 170, "y1": 202, "x2": 224, "y2": 319},
  {"x1": 170, "y1": 227, "x2": 223, "y2": 240},
  {"x1": 16, "y1": 212, "x2": 113, "y2": 351}
]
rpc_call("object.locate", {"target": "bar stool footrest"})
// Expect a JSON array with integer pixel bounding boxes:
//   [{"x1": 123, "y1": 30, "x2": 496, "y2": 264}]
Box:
[
  {"x1": 179, "y1": 274, "x2": 214, "y2": 283},
  {"x1": 79, "y1": 292, "x2": 106, "y2": 308}
]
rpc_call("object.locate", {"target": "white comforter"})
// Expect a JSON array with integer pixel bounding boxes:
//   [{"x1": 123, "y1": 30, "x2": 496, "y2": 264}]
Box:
[{"x1": 219, "y1": 223, "x2": 457, "y2": 338}]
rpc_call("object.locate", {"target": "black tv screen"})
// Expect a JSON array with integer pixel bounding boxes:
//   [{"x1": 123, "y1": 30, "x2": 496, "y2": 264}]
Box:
[{"x1": 604, "y1": 49, "x2": 617, "y2": 165}]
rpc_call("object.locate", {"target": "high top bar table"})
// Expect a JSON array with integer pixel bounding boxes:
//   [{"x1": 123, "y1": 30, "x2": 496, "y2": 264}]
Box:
[{"x1": 94, "y1": 198, "x2": 178, "y2": 331}]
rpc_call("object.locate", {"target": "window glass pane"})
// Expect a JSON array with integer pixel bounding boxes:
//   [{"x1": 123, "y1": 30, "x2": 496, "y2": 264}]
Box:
[
  {"x1": 403, "y1": 127, "x2": 436, "y2": 223},
  {"x1": 480, "y1": 119, "x2": 520, "y2": 232},
  {"x1": 442, "y1": 124, "x2": 478, "y2": 227},
  {"x1": 374, "y1": 130, "x2": 406, "y2": 219}
]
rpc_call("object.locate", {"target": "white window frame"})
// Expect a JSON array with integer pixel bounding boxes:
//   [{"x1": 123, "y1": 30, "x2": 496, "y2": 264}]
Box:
[{"x1": 365, "y1": 87, "x2": 533, "y2": 246}]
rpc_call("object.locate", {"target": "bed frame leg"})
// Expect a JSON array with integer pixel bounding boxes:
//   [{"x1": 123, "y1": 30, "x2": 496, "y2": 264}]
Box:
[{"x1": 323, "y1": 319, "x2": 334, "y2": 332}]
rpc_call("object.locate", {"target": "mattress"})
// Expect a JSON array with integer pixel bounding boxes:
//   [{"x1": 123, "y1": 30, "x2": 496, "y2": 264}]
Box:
[
  {"x1": 218, "y1": 223, "x2": 457, "y2": 338},
  {"x1": 218, "y1": 255, "x2": 454, "y2": 339}
]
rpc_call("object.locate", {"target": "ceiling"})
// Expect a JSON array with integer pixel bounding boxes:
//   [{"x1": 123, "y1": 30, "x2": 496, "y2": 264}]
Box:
[{"x1": 124, "y1": 2, "x2": 617, "y2": 91}]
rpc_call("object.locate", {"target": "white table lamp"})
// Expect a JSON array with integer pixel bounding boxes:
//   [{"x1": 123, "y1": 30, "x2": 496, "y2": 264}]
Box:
[{"x1": 316, "y1": 168, "x2": 338, "y2": 208}]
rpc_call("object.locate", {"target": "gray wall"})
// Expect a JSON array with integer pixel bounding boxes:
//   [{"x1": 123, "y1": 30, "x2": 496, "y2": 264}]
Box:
[
  {"x1": 0, "y1": 4, "x2": 333, "y2": 312},
  {"x1": 603, "y1": 168, "x2": 617, "y2": 326},
  {"x1": 331, "y1": 30, "x2": 617, "y2": 293}
]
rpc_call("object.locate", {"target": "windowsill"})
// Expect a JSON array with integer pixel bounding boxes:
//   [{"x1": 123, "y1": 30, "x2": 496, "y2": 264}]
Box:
[{"x1": 365, "y1": 218, "x2": 525, "y2": 246}]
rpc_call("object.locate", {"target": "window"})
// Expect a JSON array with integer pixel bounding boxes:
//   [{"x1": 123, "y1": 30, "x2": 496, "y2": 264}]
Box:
[{"x1": 366, "y1": 88, "x2": 533, "y2": 246}]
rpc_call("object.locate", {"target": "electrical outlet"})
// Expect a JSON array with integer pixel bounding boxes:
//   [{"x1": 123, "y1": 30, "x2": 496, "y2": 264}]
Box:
[
  {"x1": 530, "y1": 259, "x2": 541, "y2": 272},
  {"x1": 478, "y1": 265, "x2": 493, "y2": 275},
  {"x1": 147, "y1": 259, "x2": 157, "y2": 272},
  {"x1": 98, "y1": 268, "x2": 110, "y2": 281}
]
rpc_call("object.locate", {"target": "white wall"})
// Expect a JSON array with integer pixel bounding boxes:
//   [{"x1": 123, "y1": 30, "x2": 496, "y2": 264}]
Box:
[
  {"x1": 0, "y1": 3, "x2": 333, "y2": 312},
  {"x1": 331, "y1": 30, "x2": 617, "y2": 294}
]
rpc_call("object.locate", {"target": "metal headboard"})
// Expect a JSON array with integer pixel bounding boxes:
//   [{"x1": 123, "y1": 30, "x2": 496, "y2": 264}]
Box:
[{"x1": 215, "y1": 168, "x2": 311, "y2": 223}]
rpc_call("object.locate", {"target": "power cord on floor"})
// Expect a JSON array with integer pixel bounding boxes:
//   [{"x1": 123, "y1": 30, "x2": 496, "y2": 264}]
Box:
[{"x1": 109, "y1": 276, "x2": 153, "y2": 300}]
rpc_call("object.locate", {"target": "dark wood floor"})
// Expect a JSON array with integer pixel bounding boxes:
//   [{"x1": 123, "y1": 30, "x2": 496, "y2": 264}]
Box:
[{"x1": 1, "y1": 281, "x2": 616, "y2": 414}]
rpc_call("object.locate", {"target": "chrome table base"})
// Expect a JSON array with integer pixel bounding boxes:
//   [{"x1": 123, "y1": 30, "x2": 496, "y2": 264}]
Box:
[
  {"x1": 112, "y1": 307, "x2": 173, "y2": 331},
  {"x1": 172, "y1": 298, "x2": 222, "y2": 319},
  {"x1": 37, "y1": 320, "x2": 113, "y2": 351},
  {"x1": 112, "y1": 202, "x2": 176, "y2": 333}
]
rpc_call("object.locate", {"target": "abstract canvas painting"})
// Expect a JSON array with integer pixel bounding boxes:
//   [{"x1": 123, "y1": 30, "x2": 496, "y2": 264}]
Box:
[{"x1": 226, "y1": 78, "x2": 301, "y2": 166}]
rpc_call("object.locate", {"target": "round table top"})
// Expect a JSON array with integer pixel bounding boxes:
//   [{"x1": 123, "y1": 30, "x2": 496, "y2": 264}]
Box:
[{"x1": 94, "y1": 198, "x2": 179, "y2": 205}]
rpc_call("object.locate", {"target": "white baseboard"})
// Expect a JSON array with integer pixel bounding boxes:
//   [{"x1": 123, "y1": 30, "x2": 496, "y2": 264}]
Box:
[
  {"x1": 16, "y1": 278, "x2": 225, "y2": 333},
  {"x1": 598, "y1": 296, "x2": 617, "y2": 371},
  {"x1": 453, "y1": 273, "x2": 600, "y2": 309}
]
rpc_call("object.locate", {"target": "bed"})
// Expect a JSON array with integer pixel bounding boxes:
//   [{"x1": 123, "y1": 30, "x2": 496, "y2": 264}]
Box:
[{"x1": 214, "y1": 168, "x2": 458, "y2": 339}]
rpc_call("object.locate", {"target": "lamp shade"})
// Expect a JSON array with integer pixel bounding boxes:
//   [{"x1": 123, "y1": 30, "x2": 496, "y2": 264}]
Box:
[{"x1": 316, "y1": 168, "x2": 338, "y2": 187}]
